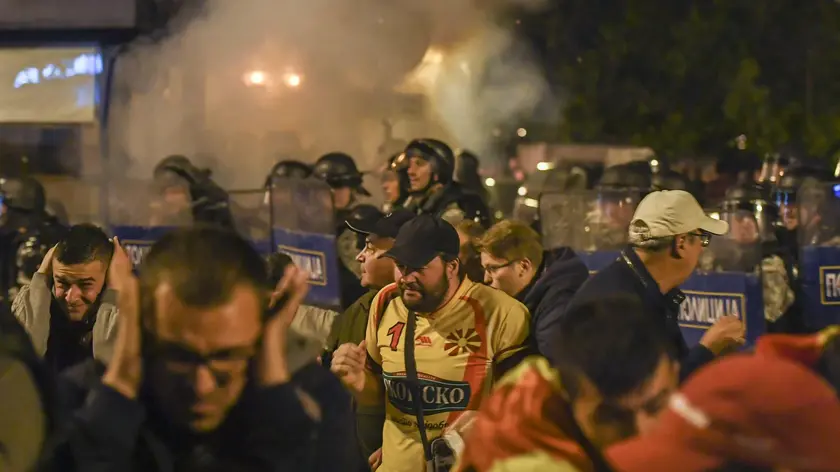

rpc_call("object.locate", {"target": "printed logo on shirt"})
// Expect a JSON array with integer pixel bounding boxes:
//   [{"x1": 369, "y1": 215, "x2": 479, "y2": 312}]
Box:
[
  {"x1": 443, "y1": 328, "x2": 481, "y2": 356},
  {"x1": 383, "y1": 372, "x2": 471, "y2": 415},
  {"x1": 415, "y1": 336, "x2": 433, "y2": 347}
]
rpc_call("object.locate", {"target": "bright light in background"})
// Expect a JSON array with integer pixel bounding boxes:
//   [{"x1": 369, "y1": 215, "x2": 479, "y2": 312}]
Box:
[
  {"x1": 283, "y1": 72, "x2": 302, "y2": 88},
  {"x1": 650, "y1": 159, "x2": 659, "y2": 167},
  {"x1": 536, "y1": 161, "x2": 554, "y2": 171},
  {"x1": 485, "y1": 177, "x2": 496, "y2": 187},
  {"x1": 517, "y1": 127, "x2": 527, "y2": 137},
  {"x1": 709, "y1": 212, "x2": 721, "y2": 220},
  {"x1": 244, "y1": 70, "x2": 268, "y2": 86},
  {"x1": 524, "y1": 198, "x2": 539, "y2": 208},
  {"x1": 518, "y1": 186, "x2": 527, "y2": 196}
]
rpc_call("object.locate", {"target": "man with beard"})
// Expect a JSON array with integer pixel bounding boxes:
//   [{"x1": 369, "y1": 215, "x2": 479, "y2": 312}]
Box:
[
  {"x1": 331, "y1": 214, "x2": 531, "y2": 471},
  {"x1": 478, "y1": 220, "x2": 589, "y2": 362},
  {"x1": 12, "y1": 224, "x2": 119, "y2": 374}
]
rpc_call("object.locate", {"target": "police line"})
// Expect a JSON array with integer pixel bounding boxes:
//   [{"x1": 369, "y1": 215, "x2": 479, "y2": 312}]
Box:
[
  {"x1": 801, "y1": 246, "x2": 840, "y2": 330},
  {"x1": 579, "y1": 251, "x2": 765, "y2": 347},
  {"x1": 111, "y1": 224, "x2": 342, "y2": 310}
]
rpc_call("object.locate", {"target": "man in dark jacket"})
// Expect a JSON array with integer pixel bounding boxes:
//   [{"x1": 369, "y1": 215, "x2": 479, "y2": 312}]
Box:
[
  {"x1": 477, "y1": 220, "x2": 589, "y2": 362},
  {"x1": 567, "y1": 190, "x2": 745, "y2": 381},
  {"x1": 52, "y1": 227, "x2": 351, "y2": 471}
]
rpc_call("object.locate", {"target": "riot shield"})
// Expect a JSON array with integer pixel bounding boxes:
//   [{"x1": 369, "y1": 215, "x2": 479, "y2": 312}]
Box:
[
  {"x1": 539, "y1": 189, "x2": 642, "y2": 271},
  {"x1": 108, "y1": 178, "x2": 194, "y2": 267},
  {"x1": 684, "y1": 212, "x2": 766, "y2": 347},
  {"x1": 798, "y1": 181, "x2": 840, "y2": 329},
  {"x1": 227, "y1": 189, "x2": 272, "y2": 256},
  {"x1": 269, "y1": 177, "x2": 341, "y2": 310}
]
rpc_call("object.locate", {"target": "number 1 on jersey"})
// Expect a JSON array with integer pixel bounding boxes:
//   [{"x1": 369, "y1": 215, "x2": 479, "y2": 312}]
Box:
[{"x1": 387, "y1": 322, "x2": 406, "y2": 351}]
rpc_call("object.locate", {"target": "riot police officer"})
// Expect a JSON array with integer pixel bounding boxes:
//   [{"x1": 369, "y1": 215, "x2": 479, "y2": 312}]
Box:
[
  {"x1": 152, "y1": 155, "x2": 235, "y2": 229},
  {"x1": 455, "y1": 149, "x2": 490, "y2": 206},
  {"x1": 703, "y1": 180, "x2": 799, "y2": 333},
  {"x1": 381, "y1": 152, "x2": 410, "y2": 213},
  {"x1": 0, "y1": 176, "x2": 66, "y2": 301},
  {"x1": 586, "y1": 163, "x2": 651, "y2": 250},
  {"x1": 401, "y1": 139, "x2": 491, "y2": 228},
  {"x1": 313, "y1": 152, "x2": 377, "y2": 308}
]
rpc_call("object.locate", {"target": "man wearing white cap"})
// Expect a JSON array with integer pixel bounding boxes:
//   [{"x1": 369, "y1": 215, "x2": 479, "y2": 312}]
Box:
[{"x1": 567, "y1": 190, "x2": 746, "y2": 381}]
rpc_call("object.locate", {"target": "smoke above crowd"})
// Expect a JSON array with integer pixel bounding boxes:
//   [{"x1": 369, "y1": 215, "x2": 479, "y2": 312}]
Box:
[{"x1": 107, "y1": 0, "x2": 555, "y2": 189}]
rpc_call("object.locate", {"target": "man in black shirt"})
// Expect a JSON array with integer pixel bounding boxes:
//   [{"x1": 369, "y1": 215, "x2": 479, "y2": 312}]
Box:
[{"x1": 568, "y1": 190, "x2": 745, "y2": 381}]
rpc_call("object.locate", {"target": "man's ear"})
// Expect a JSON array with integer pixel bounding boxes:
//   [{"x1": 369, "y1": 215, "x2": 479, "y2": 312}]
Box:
[{"x1": 519, "y1": 258, "x2": 533, "y2": 273}]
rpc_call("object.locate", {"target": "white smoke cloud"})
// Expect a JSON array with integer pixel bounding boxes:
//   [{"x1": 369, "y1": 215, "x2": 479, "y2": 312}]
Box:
[{"x1": 106, "y1": 0, "x2": 554, "y2": 191}]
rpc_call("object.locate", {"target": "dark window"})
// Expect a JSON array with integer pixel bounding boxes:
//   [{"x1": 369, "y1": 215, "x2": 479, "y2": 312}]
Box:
[{"x1": 0, "y1": 125, "x2": 82, "y2": 177}]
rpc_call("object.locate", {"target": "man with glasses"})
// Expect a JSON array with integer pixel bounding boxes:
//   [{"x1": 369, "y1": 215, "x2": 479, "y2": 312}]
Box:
[
  {"x1": 54, "y1": 227, "x2": 347, "y2": 471},
  {"x1": 477, "y1": 219, "x2": 588, "y2": 363},
  {"x1": 567, "y1": 190, "x2": 745, "y2": 381}
]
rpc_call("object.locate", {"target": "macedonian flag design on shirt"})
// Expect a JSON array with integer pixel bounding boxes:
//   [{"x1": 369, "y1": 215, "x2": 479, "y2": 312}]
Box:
[{"x1": 365, "y1": 278, "x2": 531, "y2": 472}]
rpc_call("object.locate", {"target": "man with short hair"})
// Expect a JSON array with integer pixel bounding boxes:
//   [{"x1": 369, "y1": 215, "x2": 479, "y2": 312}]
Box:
[
  {"x1": 325, "y1": 209, "x2": 415, "y2": 470},
  {"x1": 12, "y1": 223, "x2": 119, "y2": 374},
  {"x1": 331, "y1": 214, "x2": 531, "y2": 471},
  {"x1": 456, "y1": 295, "x2": 679, "y2": 471},
  {"x1": 56, "y1": 227, "x2": 349, "y2": 471},
  {"x1": 567, "y1": 190, "x2": 745, "y2": 380},
  {"x1": 478, "y1": 219, "x2": 588, "y2": 361}
]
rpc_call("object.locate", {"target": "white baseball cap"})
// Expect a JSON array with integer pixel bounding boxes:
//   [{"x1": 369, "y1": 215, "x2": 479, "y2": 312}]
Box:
[{"x1": 631, "y1": 190, "x2": 729, "y2": 239}]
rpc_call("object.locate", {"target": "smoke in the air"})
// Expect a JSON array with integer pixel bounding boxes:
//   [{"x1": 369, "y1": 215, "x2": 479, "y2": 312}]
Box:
[{"x1": 106, "y1": 0, "x2": 555, "y2": 191}]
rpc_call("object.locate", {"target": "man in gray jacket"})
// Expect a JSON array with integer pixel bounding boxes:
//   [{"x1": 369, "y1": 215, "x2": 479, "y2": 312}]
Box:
[{"x1": 12, "y1": 224, "x2": 120, "y2": 373}]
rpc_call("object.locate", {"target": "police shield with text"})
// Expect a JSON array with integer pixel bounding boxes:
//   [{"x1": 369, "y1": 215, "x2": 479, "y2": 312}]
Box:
[
  {"x1": 401, "y1": 139, "x2": 491, "y2": 228},
  {"x1": 267, "y1": 175, "x2": 342, "y2": 310},
  {"x1": 312, "y1": 152, "x2": 376, "y2": 308},
  {"x1": 798, "y1": 180, "x2": 840, "y2": 330}
]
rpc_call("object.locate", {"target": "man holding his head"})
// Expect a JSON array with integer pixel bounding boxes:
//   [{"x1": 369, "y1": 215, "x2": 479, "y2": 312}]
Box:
[
  {"x1": 567, "y1": 190, "x2": 746, "y2": 381},
  {"x1": 12, "y1": 224, "x2": 119, "y2": 374},
  {"x1": 55, "y1": 227, "x2": 348, "y2": 471}
]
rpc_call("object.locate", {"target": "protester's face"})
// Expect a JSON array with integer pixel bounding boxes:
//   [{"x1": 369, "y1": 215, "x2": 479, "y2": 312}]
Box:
[
  {"x1": 382, "y1": 172, "x2": 401, "y2": 203},
  {"x1": 52, "y1": 259, "x2": 107, "y2": 321},
  {"x1": 675, "y1": 230, "x2": 709, "y2": 281},
  {"x1": 407, "y1": 157, "x2": 433, "y2": 192},
  {"x1": 147, "y1": 282, "x2": 262, "y2": 433},
  {"x1": 480, "y1": 252, "x2": 530, "y2": 296},
  {"x1": 572, "y1": 356, "x2": 678, "y2": 447},
  {"x1": 332, "y1": 187, "x2": 353, "y2": 210},
  {"x1": 395, "y1": 256, "x2": 456, "y2": 312},
  {"x1": 357, "y1": 235, "x2": 396, "y2": 289}
]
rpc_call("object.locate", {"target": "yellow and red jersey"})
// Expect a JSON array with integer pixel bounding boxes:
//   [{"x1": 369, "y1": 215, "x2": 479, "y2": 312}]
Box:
[{"x1": 365, "y1": 278, "x2": 530, "y2": 472}]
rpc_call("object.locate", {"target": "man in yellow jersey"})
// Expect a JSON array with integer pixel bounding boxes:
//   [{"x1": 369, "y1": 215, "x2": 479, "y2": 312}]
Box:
[{"x1": 332, "y1": 214, "x2": 531, "y2": 472}]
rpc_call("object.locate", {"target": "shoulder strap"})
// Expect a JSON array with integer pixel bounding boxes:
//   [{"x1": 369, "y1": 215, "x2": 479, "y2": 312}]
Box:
[{"x1": 404, "y1": 311, "x2": 434, "y2": 471}]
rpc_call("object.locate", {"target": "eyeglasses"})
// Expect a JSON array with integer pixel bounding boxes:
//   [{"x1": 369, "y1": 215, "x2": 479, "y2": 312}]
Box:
[
  {"x1": 483, "y1": 259, "x2": 519, "y2": 275},
  {"x1": 687, "y1": 231, "x2": 712, "y2": 247},
  {"x1": 149, "y1": 342, "x2": 254, "y2": 387}
]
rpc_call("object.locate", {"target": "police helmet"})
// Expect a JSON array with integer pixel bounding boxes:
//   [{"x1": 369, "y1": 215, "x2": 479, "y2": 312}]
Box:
[
  {"x1": 266, "y1": 160, "x2": 312, "y2": 186},
  {"x1": 596, "y1": 163, "x2": 651, "y2": 191},
  {"x1": 313, "y1": 152, "x2": 370, "y2": 196},
  {"x1": 404, "y1": 138, "x2": 455, "y2": 185},
  {"x1": 651, "y1": 170, "x2": 692, "y2": 192},
  {"x1": 1, "y1": 176, "x2": 46, "y2": 213},
  {"x1": 16, "y1": 235, "x2": 51, "y2": 285},
  {"x1": 385, "y1": 152, "x2": 410, "y2": 199},
  {"x1": 720, "y1": 180, "x2": 778, "y2": 242}
]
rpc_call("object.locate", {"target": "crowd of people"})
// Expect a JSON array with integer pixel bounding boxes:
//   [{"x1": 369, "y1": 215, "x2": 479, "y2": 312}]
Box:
[{"x1": 1, "y1": 137, "x2": 840, "y2": 472}]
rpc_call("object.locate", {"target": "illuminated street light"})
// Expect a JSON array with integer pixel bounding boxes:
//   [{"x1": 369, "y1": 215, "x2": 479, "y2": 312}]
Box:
[
  {"x1": 517, "y1": 127, "x2": 527, "y2": 137},
  {"x1": 283, "y1": 72, "x2": 302, "y2": 88},
  {"x1": 484, "y1": 177, "x2": 496, "y2": 187},
  {"x1": 244, "y1": 70, "x2": 268, "y2": 86}
]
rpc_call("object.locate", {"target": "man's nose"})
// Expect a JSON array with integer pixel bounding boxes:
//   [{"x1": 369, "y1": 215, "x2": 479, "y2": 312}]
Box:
[
  {"x1": 484, "y1": 273, "x2": 493, "y2": 285},
  {"x1": 355, "y1": 249, "x2": 366, "y2": 263},
  {"x1": 65, "y1": 285, "x2": 82, "y2": 301},
  {"x1": 193, "y1": 365, "x2": 217, "y2": 396}
]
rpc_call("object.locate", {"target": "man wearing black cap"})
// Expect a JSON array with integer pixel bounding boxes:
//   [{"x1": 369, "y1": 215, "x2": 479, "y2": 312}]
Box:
[
  {"x1": 331, "y1": 214, "x2": 531, "y2": 471},
  {"x1": 325, "y1": 209, "x2": 415, "y2": 471}
]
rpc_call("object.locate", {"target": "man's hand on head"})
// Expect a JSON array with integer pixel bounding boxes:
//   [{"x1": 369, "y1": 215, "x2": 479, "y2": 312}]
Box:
[{"x1": 36, "y1": 245, "x2": 57, "y2": 276}]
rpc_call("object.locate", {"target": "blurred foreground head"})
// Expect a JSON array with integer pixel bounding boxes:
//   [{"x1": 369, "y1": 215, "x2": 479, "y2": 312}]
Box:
[{"x1": 139, "y1": 226, "x2": 268, "y2": 432}]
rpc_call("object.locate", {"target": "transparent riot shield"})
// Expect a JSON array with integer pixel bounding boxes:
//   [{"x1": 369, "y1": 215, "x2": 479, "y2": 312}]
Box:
[
  {"x1": 227, "y1": 189, "x2": 272, "y2": 256},
  {"x1": 539, "y1": 189, "x2": 642, "y2": 271},
  {"x1": 685, "y1": 211, "x2": 766, "y2": 348},
  {"x1": 798, "y1": 181, "x2": 840, "y2": 329},
  {"x1": 269, "y1": 177, "x2": 341, "y2": 310},
  {"x1": 108, "y1": 177, "x2": 194, "y2": 267}
]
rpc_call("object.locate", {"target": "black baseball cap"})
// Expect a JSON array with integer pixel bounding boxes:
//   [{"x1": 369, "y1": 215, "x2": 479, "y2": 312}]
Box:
[
  {"x1": 346, "y1": 209, "x2": 416, "y2": 239},
  {"x1": 382, "y1": 214, "x2": 460, "y2": 268}
]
